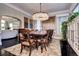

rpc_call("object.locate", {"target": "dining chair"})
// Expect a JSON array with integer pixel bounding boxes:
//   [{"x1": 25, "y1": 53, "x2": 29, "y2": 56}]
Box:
[
  {"x1": 18, "y1": 29, "x2": 36, "y2": 56},
  {"x1": 36, "y1": 31, "x2": 49, "y2": 53},
  {"x1": 40, "y1": 30, "x2": 54, "y2": 53}
]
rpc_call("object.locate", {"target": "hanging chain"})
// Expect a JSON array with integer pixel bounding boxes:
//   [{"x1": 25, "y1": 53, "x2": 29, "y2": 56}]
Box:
[{"x1": 40, "y1": 3, "x2": 42, "y2": 12}]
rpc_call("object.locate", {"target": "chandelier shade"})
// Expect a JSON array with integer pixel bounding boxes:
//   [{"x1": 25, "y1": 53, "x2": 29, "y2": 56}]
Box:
[
  {"x1": 32, "y1": 12, "x2": 49, "y2": 21},
  {"x1": 32, "y1": 3, "x2": 49, "y2": 21}
]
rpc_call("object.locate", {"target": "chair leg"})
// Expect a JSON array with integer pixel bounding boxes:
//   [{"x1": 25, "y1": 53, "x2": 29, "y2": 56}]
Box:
[
  {"x1": 46, "y1": 43, "x2": 48, "y2": 47},
  {"x1": 45, "y1": 40, "x2": 49, "y2": 47},
  {"x1": 20, "y1": 45, "x2": 24, "y2": 53},
  {"x1": 29, "y1": 46, "x2": 32, "y2": 56},
  {"x1": 44, "y1": 44, "x2": 47, "y2": 51},
  {"x1": 36, "y1": 41, "x2": 38, "y2": 50},
  {"x1": 50, "y1": 37, "x2": 52, "y2": 42},
  {"x1": 41, "y1": 44, "x2": 43, "y2": 53}
]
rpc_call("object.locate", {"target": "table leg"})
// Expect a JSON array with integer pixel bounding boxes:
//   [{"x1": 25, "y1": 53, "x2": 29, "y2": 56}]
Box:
[{"x1": 36, "y1": 40, "x2": 38, "y2": 50}]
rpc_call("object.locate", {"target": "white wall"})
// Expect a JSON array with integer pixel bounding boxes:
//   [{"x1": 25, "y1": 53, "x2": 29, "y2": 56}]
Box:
[
  {"x1": 42, "y1": 22, "x2": 55, "y2": 30},
  {"x1": 0, "y1": 4, "x2": 29, "y2": 28}
]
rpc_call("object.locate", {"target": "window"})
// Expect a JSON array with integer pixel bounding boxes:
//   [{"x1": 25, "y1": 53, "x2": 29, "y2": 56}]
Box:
[
  {"x1": 9, "y1": 23, "x2": 13, "y2": 30},
  {"x1": 57, "y1": 16, "x2": 68, "y2": 35},
  {"x1": 1, "y1": 20, "x2": 5, "y2": 30},
  {"x1": 72, "y1": 4, "x2": 79, "y2": 13},
  {"x1": 0, "y1": 16, "x2": 21, "y2": 30}
]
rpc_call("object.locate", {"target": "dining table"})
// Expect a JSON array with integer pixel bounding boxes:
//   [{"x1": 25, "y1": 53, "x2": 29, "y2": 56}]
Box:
[{"x1": 30, "y1": 30, "x2": 47, "y2": 39}]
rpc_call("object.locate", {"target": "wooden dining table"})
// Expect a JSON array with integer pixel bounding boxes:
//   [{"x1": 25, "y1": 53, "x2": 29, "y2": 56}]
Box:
[{"x1": 30, "y1": 30, "x2": 47, "y2": 39}]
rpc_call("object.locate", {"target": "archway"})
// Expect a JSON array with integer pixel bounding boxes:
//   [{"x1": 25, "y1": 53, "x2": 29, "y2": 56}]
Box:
[{"x1": 0, "y1": 15, "x2": 21, "y2": 30}]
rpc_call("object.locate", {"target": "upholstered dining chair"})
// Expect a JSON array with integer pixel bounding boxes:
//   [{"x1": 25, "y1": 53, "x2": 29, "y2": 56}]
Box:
[
  {"x1": 40, "y1": 30, "x2": 54, "y2": 53},
  {"x1": 39, "y1": 30, "x2": 50, "y2": 53},
  {"x1": 18, "y1": 29, "x2": 36, "y2": 56}
]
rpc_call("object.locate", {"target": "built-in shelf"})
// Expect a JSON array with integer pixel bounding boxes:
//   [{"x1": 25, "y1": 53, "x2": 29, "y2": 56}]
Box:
[{"x1": 67, "y1": 16, "x2": 79, "y2": 55}]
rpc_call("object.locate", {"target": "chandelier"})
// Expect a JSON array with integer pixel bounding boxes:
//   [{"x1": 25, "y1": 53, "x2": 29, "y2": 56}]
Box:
[{"x1": 32, "y1": 3, "x2": 49, "y2": 21}]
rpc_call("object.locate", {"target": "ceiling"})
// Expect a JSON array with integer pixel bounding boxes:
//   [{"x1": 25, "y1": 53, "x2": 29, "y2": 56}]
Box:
[{"x1": 10, "y1": 3, "x2": 72, "y2": 15}]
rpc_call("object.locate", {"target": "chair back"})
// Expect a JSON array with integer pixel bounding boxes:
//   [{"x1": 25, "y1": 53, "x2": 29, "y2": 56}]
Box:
[
  {"x1": 46, "y1": 30, "x2": 50, "y2": 39},
  {"x1": 46, "y1": 30, "x2": 54, "y2": 40},
  {"x1": 49, "y1": 30, "x2": 53, "y2": 38},
  {"x1": 19, "y1": 28, "x2": 30, "y2": 38},
  {"x1": 18, "y1": 28, "x2": 36, "y2": 44},
  {"x1": 19, "y1": 29, "x2": 26, "y2": 34},
  {"x1": 19, "y1": 33, "x2": 25, "y2": 40}
]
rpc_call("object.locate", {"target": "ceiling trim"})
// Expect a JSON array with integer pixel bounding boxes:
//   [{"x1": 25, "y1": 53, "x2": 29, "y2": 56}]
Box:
[
  {"x1": 69, "y1": 3, "x2": 78, "y2": 13},
  {"x1": 48, "y1": 10, "x2": 69, "y2": 16},
  {"x1": 3, "y1": 3, "x2": 32, "y2": 18}
]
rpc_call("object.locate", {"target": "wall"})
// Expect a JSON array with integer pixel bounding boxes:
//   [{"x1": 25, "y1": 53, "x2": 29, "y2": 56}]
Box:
[
  {"x1": 0, "y1": 4, "x2": 28, "y2": 28},
  {"x1": 42, "y1": 16, "x2": 55, "y2": 30}
]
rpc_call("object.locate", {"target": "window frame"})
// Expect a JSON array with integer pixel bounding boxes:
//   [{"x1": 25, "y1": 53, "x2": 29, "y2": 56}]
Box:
[{"x1": 72, "y1": 3, "x2": 79, "y2": 13}]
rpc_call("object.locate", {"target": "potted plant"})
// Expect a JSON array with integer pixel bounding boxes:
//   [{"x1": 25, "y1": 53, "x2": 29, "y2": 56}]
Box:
[{"x1": 60, "y1": 21, "x2": 68, "y2": 56}]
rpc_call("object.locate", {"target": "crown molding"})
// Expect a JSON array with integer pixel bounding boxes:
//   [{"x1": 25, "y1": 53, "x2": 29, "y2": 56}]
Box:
[
  {"x1": 48, "y1": 10, "x2": 69, "y2": 16},
  {"x1": 69, "y1": 3, "x2": 77, "y2": 13},
  {"x1": 69, "y1": 3, "x2": 77, "y2": 11},
  {"x1": 3, "y1": 3, "x2": 32, "y2": 18}
]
